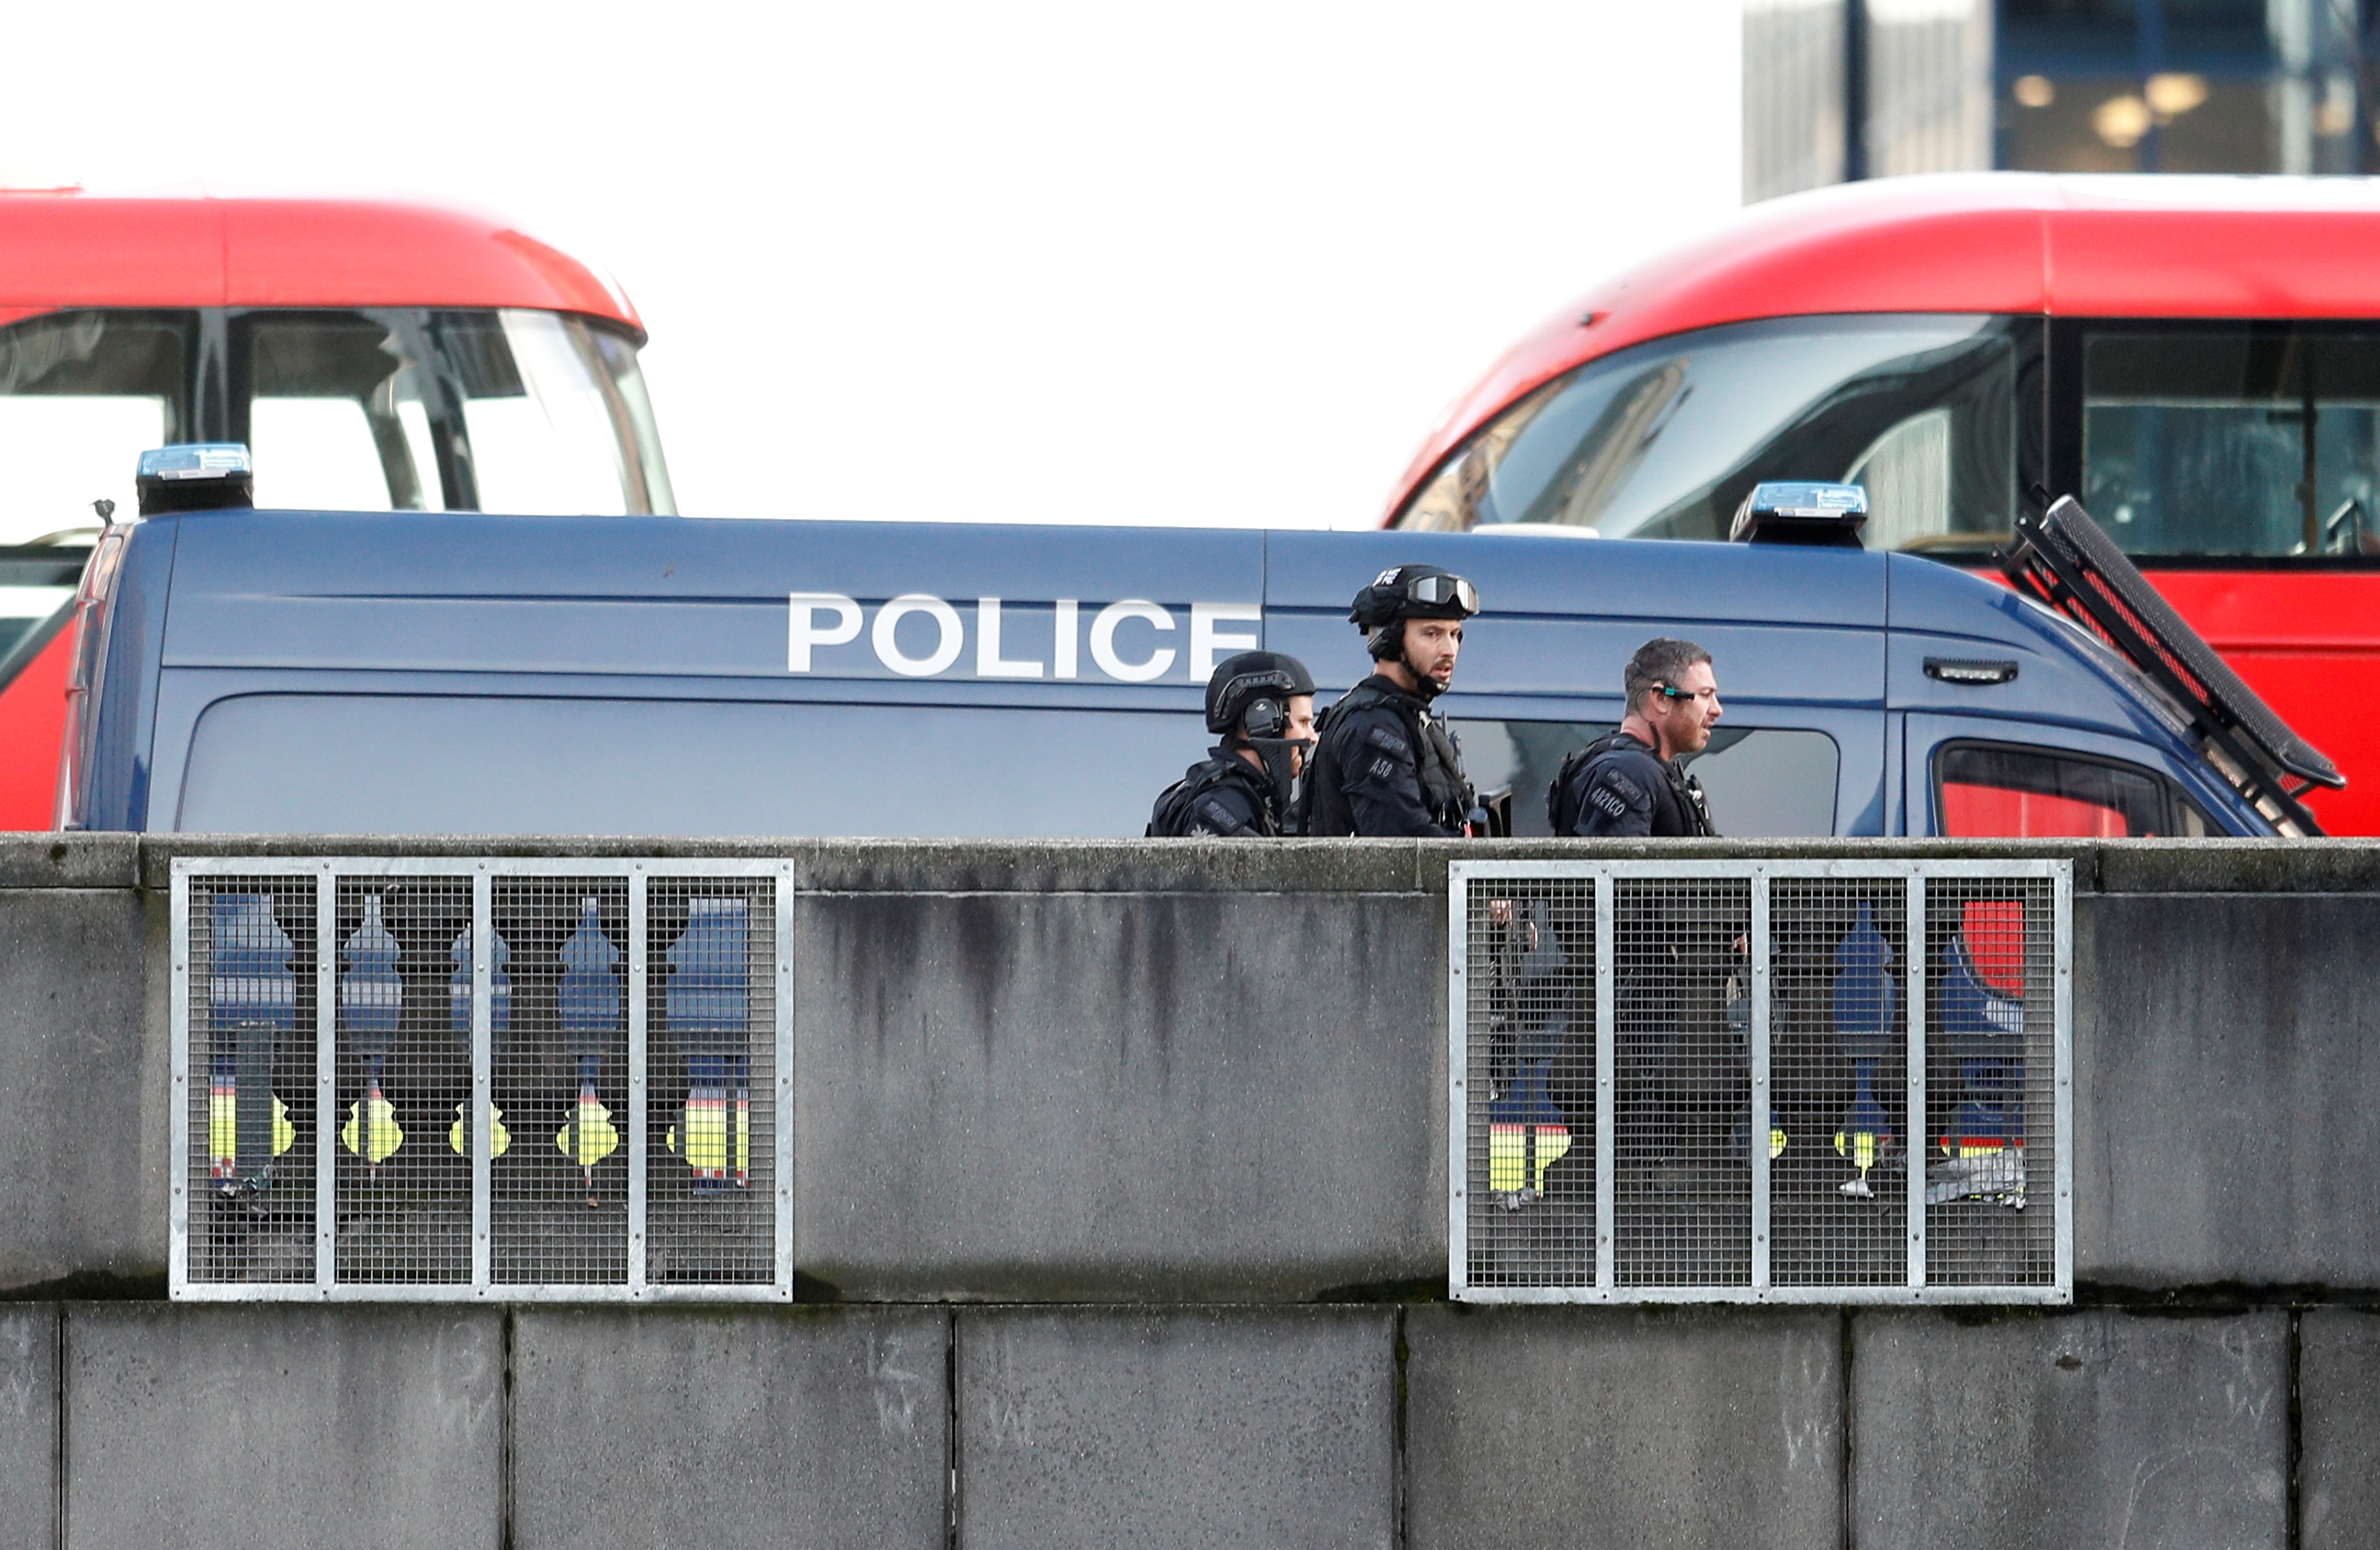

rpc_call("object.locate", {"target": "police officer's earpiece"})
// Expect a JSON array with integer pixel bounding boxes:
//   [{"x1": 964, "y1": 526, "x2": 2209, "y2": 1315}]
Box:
[{"x1": 1240, "y1": 697, "x2": 1286, "y2": 740}]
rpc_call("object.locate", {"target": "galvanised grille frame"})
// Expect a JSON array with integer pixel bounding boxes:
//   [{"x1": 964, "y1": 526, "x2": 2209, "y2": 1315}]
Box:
[
  {"x1": 170, "y1": 857, "x2": 795, "y2": 1302},
  {"x1": 1448, "y1": 859, "x2": 2072, "y2": 1305}
]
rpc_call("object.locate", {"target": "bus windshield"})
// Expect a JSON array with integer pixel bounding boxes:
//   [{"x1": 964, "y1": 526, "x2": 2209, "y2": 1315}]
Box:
[
  {"x1": 0, "y1": 307, "x2": 675, "y2": 544},
  {"x1": 1395, "y1": 314, "x2": 2022, "y2": 550},
  {"x1": 2082, "y1": 325, "x2": 2380, "y2": 559}
]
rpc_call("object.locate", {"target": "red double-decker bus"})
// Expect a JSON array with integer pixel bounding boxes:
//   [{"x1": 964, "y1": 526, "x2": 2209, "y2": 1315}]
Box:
[
  {"x1": 1384, "y1": 174, "x2": 2380, "y2": 835},
  {"x1": 0, "y1": 189, "x2": 675, "y2": 828}
]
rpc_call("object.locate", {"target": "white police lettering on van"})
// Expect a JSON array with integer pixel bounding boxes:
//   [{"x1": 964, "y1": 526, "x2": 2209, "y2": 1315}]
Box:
[{"x1": 788, "y1": 594, "x2": 1261, "y2": 683}]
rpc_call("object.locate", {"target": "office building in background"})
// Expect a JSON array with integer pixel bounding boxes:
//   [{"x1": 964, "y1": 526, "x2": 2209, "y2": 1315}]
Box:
[{"x1": 1746, "y1": 0, "x2": 2374, "y2": 201}]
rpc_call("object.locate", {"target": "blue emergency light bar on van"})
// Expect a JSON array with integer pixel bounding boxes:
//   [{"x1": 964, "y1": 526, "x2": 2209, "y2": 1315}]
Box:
[
  {"x1": 54, "y1": 450, "x2": 2322, "y2": 839},
  {"x1": 136, "y1": 443, "x2": 253, "y2": 516},
  {"x1": 1729, "y1": 481, "x2": 1869, "y2": 547}
]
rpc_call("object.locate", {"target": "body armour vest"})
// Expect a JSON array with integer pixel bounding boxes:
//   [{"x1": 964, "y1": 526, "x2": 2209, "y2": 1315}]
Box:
[
  {"x1": 1147, "y1": 753, "x2": 1282, "y2": 837},
  {"x1": 1547, "y1": 728, "x2": 1718, "y2": 838},
  {"x1": 1307, "y1": 677, "x2": 1472, "y2": 837}
]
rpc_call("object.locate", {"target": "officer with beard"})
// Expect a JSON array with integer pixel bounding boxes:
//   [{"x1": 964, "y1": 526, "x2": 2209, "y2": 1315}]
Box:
[
  {"x1": 1147, "y1": 651, "x2": 1317, "y2": 836},
  {"x1": 1306, "y1": 563, "x2": 1481, "y2": 837}
]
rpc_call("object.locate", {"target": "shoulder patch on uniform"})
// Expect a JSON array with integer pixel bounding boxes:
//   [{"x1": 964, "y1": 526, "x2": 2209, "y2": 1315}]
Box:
[
  {"x1": 1192, "y1": 796, "x2": 1248, "y2": 835},
  {"x1": 1599, "y1": 764, "x2": 1647, "y2": 805},
  {"x1": 1588, "y1": 784, "x2": 1630, "y2": 819},
  {"x1": 1369, "y1": 756, "x2": 1399, "y2": 781},
  {"x1": 1363, "y1": 723, "x2": 1410, "y2": 757}
]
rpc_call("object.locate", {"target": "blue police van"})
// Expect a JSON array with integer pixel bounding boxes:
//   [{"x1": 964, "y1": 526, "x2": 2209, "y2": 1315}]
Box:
[{"x1": 55, "y1": 450, "x2": 2333, "y2": 839}]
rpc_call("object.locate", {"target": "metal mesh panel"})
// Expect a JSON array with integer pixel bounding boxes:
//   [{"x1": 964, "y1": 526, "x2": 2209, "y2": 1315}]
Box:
[
  {"x1": 332, "y1": 876, "x2": 476, "y2": 1285},
  {"x1": 186, "y1": 875, "x2": 318, "y2": 1284},
  {"x1": 645, "y1": 878, "x2": 778, "y2": 1285},
  {"x1": 173, "y1": 857, "x2": 790, "y2": 1301},
  {"x1": 1450, "y1": 861, "x2": 2069, "y2": 1304},
  {"x1": 492, "y1": 879, "x2": 632, "y2": 1285},
  {"x1": 1613, "y1": 878, "x2": 1753, "y2": 1289},
  {"x1": 1924, "y1": 878, "x2": 2058, "y2": 1287},
  {"x1": 1769, "y1": 878, "x2": 1911, "y2": 1287},
  {"x1": 1461, "y1": 879, "x2": 1596, "y2": 1288}
]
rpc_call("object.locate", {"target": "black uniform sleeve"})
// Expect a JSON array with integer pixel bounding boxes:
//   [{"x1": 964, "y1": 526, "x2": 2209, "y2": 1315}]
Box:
[
  {"x1": 1181, "y1": 781, "x2": 1263, "y2": 836},
  {"x1": 1564, "y1": 749, "x2": 1659, "y2": 838},
  {"x1": 1334, "y1": 706, "x2": 1456, "y2": 838}
]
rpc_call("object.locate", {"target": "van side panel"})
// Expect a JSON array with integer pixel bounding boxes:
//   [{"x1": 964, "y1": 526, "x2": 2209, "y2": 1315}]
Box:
[{"x1": 83, "y1": 518, "x2": 181, "y2": 832}]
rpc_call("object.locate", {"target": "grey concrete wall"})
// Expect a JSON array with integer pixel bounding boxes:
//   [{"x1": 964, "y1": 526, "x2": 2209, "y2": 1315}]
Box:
[
  {"x1": 1, "y1": 1299, "x2": 2365, "y2": 1547},
  {"x1": 796, "y1": 888, "x2": 1443, "y2": 1300},
  {"x1": 0, "y1": 886, "x2": 159, "y2": 1289},
  {"x1": 957, "y1": 1306, "x2": 1396, "y2": 1550},
  {"x1": 512, "y1": 1306, "x2": 950, "y2": 1550},
  {"x1": 1404, "y1": 1306, "x2": 1842, "y2": 1549},
  {"x1": 2300, "y1": 1308, "x2": 2380, "y2": 1550},
  {"x1": 2074, "y1": 893, "x2": 2380, "y2": 1290},
  {"x1": 1851, "y1": 1310, "x2": 2288, "y2": 1550},
  {"x1": 0, "y1": 1308, "x2": 57, "y2": 1550},
  {"x1": 1, "y1": 834, "x2": 2378, "y2": 1299},
  {"x1": 63, "y1": 1305, "x2": 503, "y2": 1550}
]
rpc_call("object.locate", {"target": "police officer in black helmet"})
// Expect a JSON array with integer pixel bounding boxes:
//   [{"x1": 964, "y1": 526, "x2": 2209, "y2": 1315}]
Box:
[
  {"x1": 1148, "y1": 650, "x2": 1318, "y2": 836},
  {"x1": 1307, "y1": 563, "x2": 1481, "y2": 837},
  {"x1": 1549, "y1": 637, "x2": 1723, "y2": 837}
]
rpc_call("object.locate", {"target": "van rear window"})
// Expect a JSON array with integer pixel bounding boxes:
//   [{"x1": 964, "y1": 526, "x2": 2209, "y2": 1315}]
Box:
[
  {"x1": 1934, "y1": 741, "x2": 2199, "y2": 837},
  {"x1": 178, "y1": 695, "x2": 1195, "y2": 837}
]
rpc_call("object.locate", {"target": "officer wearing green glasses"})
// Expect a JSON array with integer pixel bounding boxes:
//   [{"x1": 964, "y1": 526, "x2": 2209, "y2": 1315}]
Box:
[{"x1": 1548, "y1": 637, "x2": 1722, "y2": 837}]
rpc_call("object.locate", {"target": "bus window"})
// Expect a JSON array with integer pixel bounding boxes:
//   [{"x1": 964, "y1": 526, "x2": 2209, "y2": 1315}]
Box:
[
  {"x1": 1395, "y1": 315, "x2": 2020, "y2": 550},
  {"x1": 1454, "y1": 719, "x2": 1839, "y2": 836},
  {"x1": 439, "y1": 310, "x2": 661, "y2": 517},
  {"x1": 1934, "y1": 742, "x2": 2173, "y2": 837},
  {"x1": 244, "y1": 313, "x2": 444, "y2": 512},
  {"x1": 0, "y1": 311, "x2": 189, "y2": 543},
  {"x1": 2081, "y1": 326, "x2": 2380, "y2": 559},
  {"x1": 238, "y1": 309, "x2": 676, "y2": 517}
]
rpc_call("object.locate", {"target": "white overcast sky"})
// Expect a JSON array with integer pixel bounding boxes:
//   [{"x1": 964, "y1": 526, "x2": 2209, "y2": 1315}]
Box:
[{"x1": 2, "y1": 1, "x2": 1741, "y2": 529}]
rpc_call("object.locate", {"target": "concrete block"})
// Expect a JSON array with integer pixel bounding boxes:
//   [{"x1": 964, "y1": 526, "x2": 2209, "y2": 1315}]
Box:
[
  {"x1": 957, "y1": 1306, "x2": 1394, "y2": 1550},
  {"x1": 2300, "y1": 1308, "x2": 2380, "y2": 1550},
  {"x1": 0, "y1": 835, "x2": 136, "y2": 890},
  {"x1": 789, "y1": 836, "x2": 1434, "y2": 895},
  {"x1": 63, "y1": 1305, "x2": 501, "y2": 1550},
  {"x1": 0, "y1": 888, "x2": 157, "y2": 1290},
  {"x1": 0, "y1": 1308, "x2": 58, "y2": 1550},
  {"x1": 511, "y1": 1306, "x2": 948, "y2": 1550},
  {"x1": 1851, "y1": 1309, "x2": 2286, "y2": 1550},
  {"x1": 794, "y1": 891, "x2": 1445, "y2": 1300},
  {"x1": 2093, "y1": 838, "x2": 2380, "y2": 895},
  {"x1": 2075, "y1": 894, "x2": 2380, "y2": 1289},
  {"x1": 1403, "y1": 1306, "x2": 1841, "y2": 1550}
]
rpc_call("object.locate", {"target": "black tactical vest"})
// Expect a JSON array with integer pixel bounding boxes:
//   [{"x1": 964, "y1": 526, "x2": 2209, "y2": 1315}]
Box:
[
  {"x1": 1547, "y1": 729, "x2": 1718, "y2": 837},
  {"x1": 1147, "y1": 756, "x2": 1279, "y2": 837},
  {"x1": 1308, "y1": 679, "x2": 1472, "y2": 835}
]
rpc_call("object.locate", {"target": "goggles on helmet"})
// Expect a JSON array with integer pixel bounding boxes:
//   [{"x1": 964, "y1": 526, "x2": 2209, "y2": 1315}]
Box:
[{"x1": 1403, "y1": 572, "x2": 1478, "y2": 615}]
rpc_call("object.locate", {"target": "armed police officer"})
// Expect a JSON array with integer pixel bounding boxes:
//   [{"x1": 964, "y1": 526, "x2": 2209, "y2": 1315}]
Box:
[
  {"x1": 1147, "y1": 651, "x2": 1317, "y2": 836},
  {"x1": 1549, "y1": 637, "x2": 1723, "y2": 837},
  {"x1": 1307, "y1": 564, "x2": 1481, "y2": 837},
  {"x1": 1551, "y1": 638, "x2": 1761, "y2": 1175}
]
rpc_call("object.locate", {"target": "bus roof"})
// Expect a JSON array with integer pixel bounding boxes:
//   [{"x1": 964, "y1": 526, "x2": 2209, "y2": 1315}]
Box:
[
  {"x1": 1383, "y1": 172, "x2": 2380, "y2": 522},
  {"x1": 0, "y1": 190, "x2": 640, "y2": 336}
]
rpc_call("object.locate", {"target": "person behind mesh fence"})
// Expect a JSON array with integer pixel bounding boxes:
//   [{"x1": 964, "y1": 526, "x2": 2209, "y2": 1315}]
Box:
[
  {"x1": 1147, "y1": 651, "x2": 1317, "y2": 837},
  {"x1": 1549, "y1": 642, "x2": 1759, "y2": 1177},
  {"x1": 1547, "y1": 637, "x2": 1723, "y2": 838}
]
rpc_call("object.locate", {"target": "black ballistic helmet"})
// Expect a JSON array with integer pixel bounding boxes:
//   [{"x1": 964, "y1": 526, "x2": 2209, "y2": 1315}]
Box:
[
  {"x1": 1350, "y1": 563, "x2": 1478, "y2": 662},
  {"x1": 1348, "y1": 563, "x2": 1479, "y2": 631},
  {"x1": 1205, "y1": 650, "x2": 1316, "y2": 736}
]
